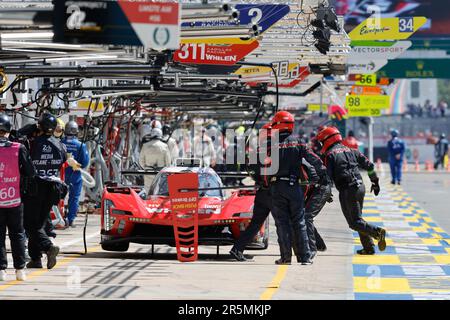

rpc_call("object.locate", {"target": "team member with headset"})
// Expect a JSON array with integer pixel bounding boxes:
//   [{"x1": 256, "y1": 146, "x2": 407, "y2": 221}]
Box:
[
  {"x1": 269, "y1": 111, "x2": 328, "y2": 265},
  {"x1": 0, "y1": 114, "x2": 35, "y2": 281},
  {"x1": 20, "y1": 113, "x2": 76, "y2": 269}
]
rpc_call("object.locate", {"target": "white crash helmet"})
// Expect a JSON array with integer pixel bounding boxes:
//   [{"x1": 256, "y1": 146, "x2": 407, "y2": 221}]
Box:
[{"x1": 150, "y1": 128, "x2": 163, "y2": 139}]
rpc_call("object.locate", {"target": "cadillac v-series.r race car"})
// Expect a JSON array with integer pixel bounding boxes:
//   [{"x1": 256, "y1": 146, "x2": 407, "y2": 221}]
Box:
[{"x1": 100, "y1": 164, "x2": 269, "y2": 254}]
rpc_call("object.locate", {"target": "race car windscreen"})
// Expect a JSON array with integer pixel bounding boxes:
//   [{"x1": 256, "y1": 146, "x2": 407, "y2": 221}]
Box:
[{"x1": 150, "y1": 172, "x2": 223, "y2": 198}]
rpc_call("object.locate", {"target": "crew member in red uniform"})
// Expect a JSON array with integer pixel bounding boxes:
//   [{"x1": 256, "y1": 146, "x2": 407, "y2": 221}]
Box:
[{"x1": 342, "y1": 130, "x2": 359, "y2": 150}]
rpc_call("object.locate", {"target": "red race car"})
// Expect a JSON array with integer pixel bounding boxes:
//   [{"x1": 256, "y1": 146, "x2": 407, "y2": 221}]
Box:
[{"x1": 100, "y1": 163, "x2": 269, "y2": 254}]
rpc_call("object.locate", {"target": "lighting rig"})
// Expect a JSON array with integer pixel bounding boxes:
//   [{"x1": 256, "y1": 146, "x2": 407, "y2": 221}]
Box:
[{"x1": 311, "y1": 3, "x2": 340, "y2": 55}]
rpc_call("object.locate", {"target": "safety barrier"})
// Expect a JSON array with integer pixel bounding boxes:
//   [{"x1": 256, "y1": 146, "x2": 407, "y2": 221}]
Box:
[
  {"x1": 425, "y1": 160, "x2": 434, "y2": 172},
  {"x1": 376, "y1": 158, "x2": 382, "y2": 171},
  {"x1": 415, "y1": 160, "x2": 421, "y2": 172},
  {"x1": 403, "y1": 158, "x2": 408, "y2": 172}
]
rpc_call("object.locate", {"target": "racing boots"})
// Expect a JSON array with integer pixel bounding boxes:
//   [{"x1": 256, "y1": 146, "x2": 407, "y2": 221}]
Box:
[
  {"x1": 46, "y1": 245, "x2": 60, "y2": 269},
  {"x1": 229, "y1": 248, "x2": 247, "y2": 262},
  {"x1": 296, "y1": 254, "x2": 314, "y2": 265},
  {"x1": 356, "y1": 248, "x2": 375, "y2": 255},
  {"x1": 275, "y1": 258, "x2": 291, "y2": 265},
  {"x1": 26, "y1": 259, "x2": 43, "y2": 269},
  {"x1": 377, "y1": 228, "x2": 387, "y2": 251}
]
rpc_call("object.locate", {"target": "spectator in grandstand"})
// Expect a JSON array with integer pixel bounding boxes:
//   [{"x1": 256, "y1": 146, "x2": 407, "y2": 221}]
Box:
[{"x1": 438, "y1": 100, "x2": 448, "y2": 117}]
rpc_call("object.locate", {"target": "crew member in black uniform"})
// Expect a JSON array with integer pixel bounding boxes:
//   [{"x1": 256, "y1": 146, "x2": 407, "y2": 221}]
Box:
[
  {"x1": 300, "y1": 159, "x2": 332, "y2": 258},
  {"x1": 23, "y1": 113, "x2": 67, "y2": 269},
  {"x1": 11, "y1": 117, "x2": 57, "y2": 238},
  {"x1": 269, "y1": 111, "x2": 328, "y2": 265},
  {"x1": 229, "y1": 123, "x2": 273, "y2": 261},
  {"x1": 316, "y1": 126, "x2": 386, "y2": 255},
  {"x1": 0, "y1": 114, "x2": 35, "y2": 281}
]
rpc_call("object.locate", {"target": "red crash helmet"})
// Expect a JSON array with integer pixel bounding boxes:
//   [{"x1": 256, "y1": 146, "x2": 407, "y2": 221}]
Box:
[
  {"x1": 271, "y1": 111, "x2": 295, "y2": 132},
  {"x1": 259, "y1": 123, "x2": 272, "y2": 145},
  {"x1": 316, "y1": 126, "x2": 342, "y2": 153}
]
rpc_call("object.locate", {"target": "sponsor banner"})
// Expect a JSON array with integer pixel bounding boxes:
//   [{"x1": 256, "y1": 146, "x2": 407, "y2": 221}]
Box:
[
  {"x1": 76, "y1": 100, "x2": 104, "y2": 111},
  {"x1": 350, "y1": 86, "x2": 383, "y2": 96},
  {"x1": 346, "y1": 95, "x2": 390, "y2": 110},
  {"x1": 307, "y1": 104, "x2": 328, "y2": 112},
  {"x1": 53, "y1": 0, "x2": 180, "y2": 50},
  {"x1": 377, "y1": 59, "x2": 450, "y2": 79},
  {"x1": 277, "y1": 66, "x2": 310, "y2": 88},
  {"x1": 238, "y1": 61, "x2": 310, "y2": 88},
  {"x1": 347, "y1": 107, "x2": 383, "y2": 117},
  {"x1": 350, "y1": 41, "x2": 411, "y2": 59},
  {"x1": 354, "y1": 74, "x2": 377, "y2": 86},
  {"x1": 349, "y1": 17, "x2": 427, "y2": 41},
  {"x1": 118, "y1": 1, "x2": 181, "y2": 50},
  {"x1": 348, "y1": 75, "x2": 392, "y2": 86},
  {"x1": 180, "y1": 37, "x2": 256, "y2": 45},
  {"x1": 334, "y1": 0, "x2": 450, "y2": 38},
  {"x1": 347, "y1": 59, "x2": 388, "y2": 74},
  {"x1": 173, "y1": 41, "x2": 259, "y2": 65},
  {"x1": 168, "y1": 173, "x2": 198, "y2": 214},
  {"x1": 181, "y1": 4, "x2": 290, "y2": 34}
]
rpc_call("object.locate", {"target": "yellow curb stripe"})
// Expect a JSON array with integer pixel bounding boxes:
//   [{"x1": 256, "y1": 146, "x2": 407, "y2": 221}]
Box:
[{"x1": 260, "y1": 265, "x2": 289, "y2": 300}]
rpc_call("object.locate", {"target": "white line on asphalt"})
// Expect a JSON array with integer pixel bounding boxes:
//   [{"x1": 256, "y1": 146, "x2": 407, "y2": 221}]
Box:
[{"x1": 58, "y1": 232, "x2": 100, "y2": 249}]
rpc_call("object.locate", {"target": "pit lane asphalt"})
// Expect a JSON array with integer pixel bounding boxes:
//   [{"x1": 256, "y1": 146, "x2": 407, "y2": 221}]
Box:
[
  {"x1": 0, "y1": 188, "x2": 354, "y2": 300},
  {"x1": 4, "y1": 174, "x2": 450, "y2": 300},
  {"x1": 402, "y1": 172, "x2": 450, "y2": 234},
  {"x1": 5, "y1": 173, "x2": 450, "y2": 300}
]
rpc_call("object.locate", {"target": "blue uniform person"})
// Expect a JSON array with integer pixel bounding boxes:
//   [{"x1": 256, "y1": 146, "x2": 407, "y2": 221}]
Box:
[
  {"x1": 62, "y1": 121, "x2": 89, "y2": 227},
  {"x1": 387, "y1": 129, "x2": 406, "y2": 185}
]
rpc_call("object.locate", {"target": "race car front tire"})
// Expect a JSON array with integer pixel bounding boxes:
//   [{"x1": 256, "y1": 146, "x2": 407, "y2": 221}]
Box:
[{"x1": 101, "y1": 242, "x2": 130, "y2": 252}]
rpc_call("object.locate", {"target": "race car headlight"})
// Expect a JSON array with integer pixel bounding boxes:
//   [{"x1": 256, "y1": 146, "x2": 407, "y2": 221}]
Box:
[
  {"x1": 112, "y1": 209, "x2": 132, "y2": 216},
  {"x1": 103, "y1": 199, "x2": 115, "y2": 231},
  {"x1": 232, "y1": 212, "x2": 253, "y2": 218}
]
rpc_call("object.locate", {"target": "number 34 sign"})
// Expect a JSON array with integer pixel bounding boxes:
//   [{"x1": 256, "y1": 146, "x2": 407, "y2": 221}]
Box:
[{"x1": 349, "y1": 17, "x2": 427, "y2": 41}]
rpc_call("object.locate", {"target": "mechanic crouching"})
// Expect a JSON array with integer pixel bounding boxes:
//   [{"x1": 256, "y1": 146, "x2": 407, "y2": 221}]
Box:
[
  {"x1": 269, "y1": 111, "x2": 328, "y2": 265},
  {"x1": 0, "y1": 114, "x2": 35, "y2": 281},
  {"x1": 316, "y1": 126, "x2": 387, "y2": 255},
  {"x1": 230, "y1": 124, "x2": 273, "y2": 261},
  {"x1": 62, "y1": 121, "x2": 90, "y2": 228},
  {"x1": 23, "y1": 113, "x2": 69, "y2": 269}
]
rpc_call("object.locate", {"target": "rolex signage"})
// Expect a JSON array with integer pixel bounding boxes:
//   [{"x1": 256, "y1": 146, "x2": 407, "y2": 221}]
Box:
[{"x1": 378, "y1": 59, "x2": 450, "y2": 79}]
